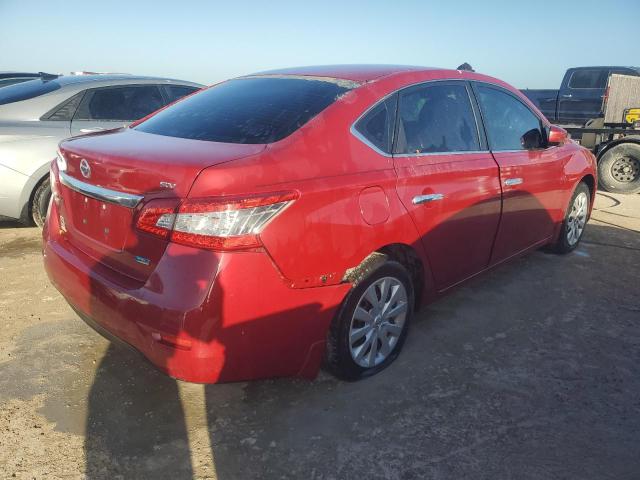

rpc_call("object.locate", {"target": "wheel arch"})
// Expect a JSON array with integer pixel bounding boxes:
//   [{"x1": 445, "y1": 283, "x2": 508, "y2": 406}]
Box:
[
  {"x1": 18, "y1": 164, "x2": 51, "y2": 222},
  {"x1": 580, "y1": 173, "x2": 596, "y2": 213},
  {"x1": 343, "y1": 243, "x2": 429, "y2": 309},
  {"x1": 20, "y1": 169, "x2": 49, "y2": 219}
]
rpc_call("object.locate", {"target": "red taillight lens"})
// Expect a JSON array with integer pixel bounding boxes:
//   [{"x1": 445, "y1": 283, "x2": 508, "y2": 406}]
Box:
[
  {"x1": 136, "y1": 192, "x2": 297, "y2": 251},
  {"x1": 136, "y1": 199, "x2": 180, "y2": 239}
]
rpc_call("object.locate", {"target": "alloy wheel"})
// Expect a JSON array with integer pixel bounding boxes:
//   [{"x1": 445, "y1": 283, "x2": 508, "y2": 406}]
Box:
[
  {"x1": 566, "y1": 192, "x2": 588, "y2": 246},
  {"x1": 349, "y1": 277, "x2": 408, "y2": 368}
]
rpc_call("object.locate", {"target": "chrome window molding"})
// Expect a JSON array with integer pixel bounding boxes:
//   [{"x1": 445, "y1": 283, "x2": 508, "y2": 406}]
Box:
[
  {"x1": 349, "y1": 123, "x2": 392, "y2": 157},
  {"x1": 393, "y1": 150, "x2": 489, "y2": 158},
  {"x1": 471, "y1": 81, "x2": 547, "y2": 128},
  {"x1": 59, "y1": 171, "x2": 143, "y2": 208},
  {"x1": 349, "y1": 77, "x2": 551, "y2": 158},
  {"x1": 491, "y1": 149, "x2": 526, "y2": 154},
  {"x1": 349, "y1": 90, "x2": 397, "y2": 158},
  {"x1": 350, "y1": 78, "x2": 493, "y2": 158}
]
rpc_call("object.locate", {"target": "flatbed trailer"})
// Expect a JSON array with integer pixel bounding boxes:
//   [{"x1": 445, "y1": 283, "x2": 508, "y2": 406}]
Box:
[{"x1": 561, "y1": 74, "x2": 640, "y2": 194}]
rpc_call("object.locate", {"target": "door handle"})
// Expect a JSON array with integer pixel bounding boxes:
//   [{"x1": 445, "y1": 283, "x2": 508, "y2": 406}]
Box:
[
  {"x1": 412, "y1": 193, "x2": 444, "y2": 205},
  {"x1": 504, "y1": 178, "x2": 523, "y2": 186},
  {"x1": 79, "y1": 127, "x2": 105, "y2": 133},
  {"x1": 561, "y1": 94, "x2": 572, "y2": 98}
]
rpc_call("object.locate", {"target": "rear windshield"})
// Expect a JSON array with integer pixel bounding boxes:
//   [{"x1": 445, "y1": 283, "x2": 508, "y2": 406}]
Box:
[
  {"x1": 0, "y1": 79, "x2": 61, "y2": 105},
  {"x1": 135, "y1": 77, "x2": 353, "y2": 144}
]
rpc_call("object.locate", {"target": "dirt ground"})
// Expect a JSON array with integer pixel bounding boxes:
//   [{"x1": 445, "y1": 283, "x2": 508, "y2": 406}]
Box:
[{"x1": 1, "y1": 192, "x2": 639, "y2": 479}]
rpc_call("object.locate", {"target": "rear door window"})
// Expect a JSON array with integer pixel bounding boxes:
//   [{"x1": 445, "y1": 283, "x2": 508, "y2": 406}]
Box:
[
  {"x1": 135, "y1": 77, "x2": 353, "y2": 144},
  {"x1": 75, "y1": 85, "x2": 164, "y2": 121},
  {"x1": 475, "y1": 85, "x2": 543, "y2": 151},
  {"x1": 395, "y1": 83, "x2": 479, "y2": 154},
  {"x1": 164, "y1": 85, "x2": 199, "y2": 103},
  {"x1": 568, "y1": 69, "x2": 607, "y2": 89},
  {"x1": 353, "y1": 95, "x2": 397, "y2": 154}
]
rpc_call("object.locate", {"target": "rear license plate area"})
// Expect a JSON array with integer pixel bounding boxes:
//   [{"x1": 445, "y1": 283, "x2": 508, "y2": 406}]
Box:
[{"x1": 68, "y1": 190, "x2": 132, "y2": 251}]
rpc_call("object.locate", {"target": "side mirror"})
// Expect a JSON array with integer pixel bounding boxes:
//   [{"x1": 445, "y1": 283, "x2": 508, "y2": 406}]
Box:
[
  {"x1": 547, "y1": 125, "x2": 568, "y2": 146},
  {"x1": 521, "y1": 128, "x2": 544, "y2": 150}
]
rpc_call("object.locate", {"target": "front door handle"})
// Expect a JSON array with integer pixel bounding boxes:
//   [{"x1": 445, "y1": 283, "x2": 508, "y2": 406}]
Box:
[
  {"x1": 412, "y1": 193, "x2": 444, "y2": 205},
  {"x1": 504, "y1": 178, "x2": 523, "y2": 186},
  {"x1": 561, "y1": 94, "x2": 573, "y2": 98}
]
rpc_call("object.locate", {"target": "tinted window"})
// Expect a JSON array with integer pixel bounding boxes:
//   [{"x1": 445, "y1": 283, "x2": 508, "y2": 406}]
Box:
[
  {"x1": 41, "y1": 91, "x2": 84, "y2": 121},
  {"x1": 354, "y1": 96, "x2": 397, "y2": 153},
  {"x1": 165, "y1": 85, "x2": 198, "y2": 103},
  {"x1": 0, "y1": 79, "x2": 61, "y2": 105},
  {"x1": 136, "y1": 77, "x2": 352, "y2": 144},
  {"x1": 397, "y1": 83, "x2": 479, "y2": 154},
  {"x1": 569, "y1": 69, "x2": 606, "y2": 89},
  {"x1": 476, "y1": 85, "x2": 542, "y2": 151},
  {"x1": 75, "y1": 85, "x2": 164, "y2": 121}
]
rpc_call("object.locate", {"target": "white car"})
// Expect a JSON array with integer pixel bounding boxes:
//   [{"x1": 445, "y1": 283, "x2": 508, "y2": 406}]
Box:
[{"x1": 0, "y1": 74, "x2": 202, "y2": 225}]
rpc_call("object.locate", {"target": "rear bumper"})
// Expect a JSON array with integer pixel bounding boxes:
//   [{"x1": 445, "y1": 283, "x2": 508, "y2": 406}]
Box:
[{"x1": 43, "y1": 204, "x2": 349, "y2": 383}]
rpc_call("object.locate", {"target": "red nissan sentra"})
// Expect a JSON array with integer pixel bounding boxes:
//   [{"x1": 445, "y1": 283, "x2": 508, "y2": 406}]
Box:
[{"x1": 43, "y1": 65, "x2": 597, "y2": 383}]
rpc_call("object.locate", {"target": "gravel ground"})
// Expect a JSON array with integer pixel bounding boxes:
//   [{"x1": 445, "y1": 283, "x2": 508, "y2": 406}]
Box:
[{"x1": 1, "y1": 192, "x2": 639, "y2": 479}]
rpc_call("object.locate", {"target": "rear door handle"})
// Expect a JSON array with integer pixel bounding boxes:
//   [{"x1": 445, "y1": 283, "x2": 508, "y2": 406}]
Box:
[
  {"x1": 504, "y1": 178, "x2": 523, "y2": 186},
  {"x1": 80, "y1": 127, "x2": 105, "y2": 133},
  {"x1": 561, "y1": 94, "x2": 573, "y2": 98},
  {"x1": 412, "y1": 193, "x2": 444, "y2": 205}
]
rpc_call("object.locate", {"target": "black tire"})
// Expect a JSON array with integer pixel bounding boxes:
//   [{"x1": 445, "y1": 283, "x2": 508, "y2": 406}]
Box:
[
  {"x1": 549, "y1": 182, "x2": 591, "y2": 254},
  {"x1": 597, "y1": 143, "x2": 640, "y2": 194},
  {"x1": 30, "y1": 176, "x2": 51, "y2": 228},
  {"x1": 325, "y1": 255, "x2": 414, "y2": 381}
]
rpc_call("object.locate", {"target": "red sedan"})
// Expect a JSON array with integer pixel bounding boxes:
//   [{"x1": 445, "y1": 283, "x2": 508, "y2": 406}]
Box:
[{"x1": 43, "y1": 65, "x2": 597, "y2": 383}]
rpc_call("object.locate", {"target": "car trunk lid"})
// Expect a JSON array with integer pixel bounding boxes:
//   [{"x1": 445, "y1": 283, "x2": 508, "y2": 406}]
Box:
[{"x1": 57, "y1": 128, "x2": 265, "y2": 283}]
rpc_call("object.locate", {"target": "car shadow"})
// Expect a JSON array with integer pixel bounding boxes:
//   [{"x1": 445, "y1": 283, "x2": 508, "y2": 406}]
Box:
[
  {"x1": 78, "y1": 188, "x2": 640, "y2": 479},
  {"x1": 0, "y1": 218, "x2": 30, "y2": 229}
]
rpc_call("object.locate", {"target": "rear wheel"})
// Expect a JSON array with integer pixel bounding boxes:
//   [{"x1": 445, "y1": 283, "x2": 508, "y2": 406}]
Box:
[
  {"x1": 326, "y1": 256, "x2": 414, "y2": 380},
  {"x1": 30, "y1": 176, "x2": 51, "y2": 227},
  {"x1": 598, "y1": 143, "x2": 640, "y2": 194},
  {"x1": 550, "y1": 182, "x2": 590, "y2": 254}
]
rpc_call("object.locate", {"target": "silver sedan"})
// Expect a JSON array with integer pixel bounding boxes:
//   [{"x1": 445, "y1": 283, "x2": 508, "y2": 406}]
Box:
[{"x1": 0, "y1": 74, "x2": 202, "y2": 225}]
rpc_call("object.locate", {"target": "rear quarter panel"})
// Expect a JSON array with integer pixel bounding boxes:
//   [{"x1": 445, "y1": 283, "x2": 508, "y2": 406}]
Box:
[
  {"x1": 0, "y1": 129, "x2": 67, "y2": 218},
  {"x1": 187, "y1": 78, "x2": 433, "y2": 291}
]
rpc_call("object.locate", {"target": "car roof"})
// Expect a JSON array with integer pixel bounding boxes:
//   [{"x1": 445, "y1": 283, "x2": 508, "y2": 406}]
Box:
[
  {"x1": 253, "y1": 64, "x2": 437, "y2": 83},
  {"x1": 570, "y1": 66, "x2": 640, "y2": 71},
  {"x1": 0, "y1": 74, "x2": 203, "y2": 121},
  {"x1": 50, "y1": 74, "x2": 201, "y2": 87}
]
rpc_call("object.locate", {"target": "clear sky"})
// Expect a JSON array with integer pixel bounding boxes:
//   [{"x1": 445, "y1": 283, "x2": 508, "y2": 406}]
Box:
[{"x1": 1, "y1": 0, "x2": 638, "y2": 88}]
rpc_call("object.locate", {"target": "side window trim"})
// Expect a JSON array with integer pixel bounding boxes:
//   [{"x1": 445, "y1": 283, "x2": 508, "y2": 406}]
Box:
[
  {"x1": 350, "y1": 92, "x2": 398, "y2": 157},
  {"x1": 40, "y1": 90, "x2": 86, "y2": 121},
  {"x1": 392, "y1": 80, "x2": 486, "y2": 156},
  {"x1": 350, "y1": 79, "x2": 494, "y2": 157},
  {"x1": 470, "y1": 81, "x2": 547, "y2": 152}
]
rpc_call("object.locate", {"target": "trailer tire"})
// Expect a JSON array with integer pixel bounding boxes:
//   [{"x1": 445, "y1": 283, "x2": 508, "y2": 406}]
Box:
[{"x1": 598, "y1": 143, "x2": 640, "y2": 194}]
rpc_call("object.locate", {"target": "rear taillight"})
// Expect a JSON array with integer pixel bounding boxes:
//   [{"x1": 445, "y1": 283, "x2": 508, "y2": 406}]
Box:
[
  {"x1": 136, "y1": 199, "x2": 181, "y2": 239},
  {"x1": 136, "y1": 192, "x2": 297, "y2": 251}
]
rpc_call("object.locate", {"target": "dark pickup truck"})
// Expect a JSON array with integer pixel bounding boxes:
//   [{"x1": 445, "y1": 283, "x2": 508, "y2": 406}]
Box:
[{"x1": 522, "y1": 66, "x2": 640, "y2": 125}]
